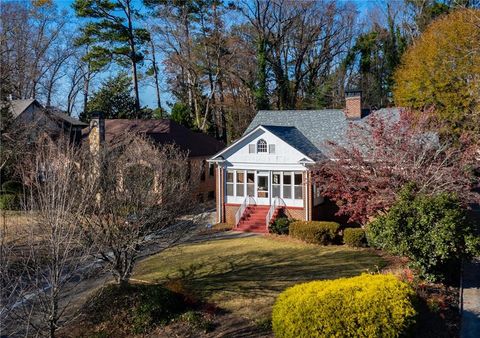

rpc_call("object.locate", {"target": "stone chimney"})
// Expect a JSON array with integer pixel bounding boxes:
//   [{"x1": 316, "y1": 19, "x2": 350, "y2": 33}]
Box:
[
  {"x1": 344, "y1": 89, "x2": 362, "y2": 119},
  {"x1": 88, "y1": 111, "x2": 105, "y2": 154}
]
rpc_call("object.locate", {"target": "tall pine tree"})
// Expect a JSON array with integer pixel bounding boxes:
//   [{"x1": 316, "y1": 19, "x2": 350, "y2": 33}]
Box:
[{"x1": 73, "y1": 0, "x2": 150, "y2": 114}]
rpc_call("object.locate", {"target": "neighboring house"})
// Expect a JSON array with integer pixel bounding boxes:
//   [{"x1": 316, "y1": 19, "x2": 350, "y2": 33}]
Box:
[
  {"x1": 9, "y1": 99, "x2": 87, "y2": 143},
  {"x1": 208, "y1": 91, "x2": 398, "y2": 232},
  {"x1": 84, "y1": 113, "x2": 225, "y2": 202}
]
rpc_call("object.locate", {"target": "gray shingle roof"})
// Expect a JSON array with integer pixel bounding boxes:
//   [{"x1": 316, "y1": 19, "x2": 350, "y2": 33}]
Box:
[
  {"x1": 245, "y1": 108, "x2": 400, "y2": 158},
  {"x1": 10, "y1": 99, "x2": 37, "y2": 118}
]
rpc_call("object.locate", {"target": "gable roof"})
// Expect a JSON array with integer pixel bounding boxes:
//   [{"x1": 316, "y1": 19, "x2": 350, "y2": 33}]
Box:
[
  {"x1": 10, "y1": 99, "x2": 39, "y2": 118},
  {"x1": 245, "y1": 108, "x2": 400, "y2": 157},
  {"x1": 9, "y1": 99, "x2": 86, "y2": 127},
  {"x1": 84, "y1": 119, "x2": 225, "y2": 157}
]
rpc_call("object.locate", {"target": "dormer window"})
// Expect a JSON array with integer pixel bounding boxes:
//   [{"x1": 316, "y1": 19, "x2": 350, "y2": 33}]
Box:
[{"x1": 257, "y1": 139, "x2": 267, "y2": 153}]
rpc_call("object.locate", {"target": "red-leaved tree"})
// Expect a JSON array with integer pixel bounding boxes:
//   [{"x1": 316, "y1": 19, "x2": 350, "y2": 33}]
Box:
[{"x1": 312, "y1": 109, "x2": 479, "y2": 225}]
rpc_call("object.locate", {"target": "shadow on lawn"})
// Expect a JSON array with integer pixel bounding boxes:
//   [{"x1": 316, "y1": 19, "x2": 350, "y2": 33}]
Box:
[{"x1": 159, "y1": 249, "x2": 383, "y2": 299}]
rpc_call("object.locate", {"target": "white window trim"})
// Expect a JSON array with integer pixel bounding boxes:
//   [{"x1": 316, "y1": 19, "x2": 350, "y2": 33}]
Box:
[{"x1": 257, "y1": 139, "x2": 268, "y2": 153}]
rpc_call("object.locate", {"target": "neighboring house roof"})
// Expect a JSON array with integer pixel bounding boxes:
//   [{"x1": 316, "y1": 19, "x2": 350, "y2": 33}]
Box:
[
  {"x1": 45, "y1": 108, "x2": 88, "y2": 127},
  {"x1": 9, "y1": 99, "x2": 86, "y2": 127},
  {"x1": 10, "y1": 99, "x2": 40, "y2": 118},
  {"x1": 244, "y1": 108, "x2": 400, "y2": 158},
  {"x1": 84, "y1": 119, "x2": 225, "y2": 158}
]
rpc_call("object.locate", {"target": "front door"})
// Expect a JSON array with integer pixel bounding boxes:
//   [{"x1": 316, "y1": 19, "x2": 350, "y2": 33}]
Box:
[{"x1": 256, "y1": 172, "x2": 269, "y2": 205}]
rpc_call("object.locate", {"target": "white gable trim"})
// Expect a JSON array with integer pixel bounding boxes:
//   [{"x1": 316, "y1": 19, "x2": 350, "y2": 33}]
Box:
[{"x1": 208, "y1": 125, "x2": 315, "y2": 163}]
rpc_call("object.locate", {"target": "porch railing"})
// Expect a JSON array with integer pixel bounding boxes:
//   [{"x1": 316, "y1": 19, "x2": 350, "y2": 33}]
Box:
[
  {"x1": 235, "y1": 196, "x2": 256, "y2": 227},
  {"x1": 265, "y1": 197, "x2": 286, "y2": 230}
]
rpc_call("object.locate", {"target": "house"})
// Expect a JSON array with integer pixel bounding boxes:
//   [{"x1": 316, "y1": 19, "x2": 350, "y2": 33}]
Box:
[
  {"x1": 208, "y1": 91, "x2": 397, "y2": 232},
  {"x1": 84, "y1": 112, "x2": 225, "y2": 202},
  {"x1": 8, "y1": 99, "x2": 87, "y2": 143}
]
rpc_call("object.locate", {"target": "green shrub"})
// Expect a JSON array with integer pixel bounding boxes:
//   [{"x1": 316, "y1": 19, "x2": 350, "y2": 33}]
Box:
[
  {"x1": 344, "y1": 228, "x2": 367, "y2": 247},
  {"x1": 83, "y1": 283, "x2": 187, "y2": 335},
  {"x1": 0, "y1": 194, "x2": 17, "y2": 210},
  {"x1": 289, "y1": 221, "x2": 340, "y2": 245},
  {"x1": 272, "y1": 274, "x2": 416, "y2": 338},
  {"x1": 366, "y1": 184, "x2": 479, "y2": 282},
  {"x1": 1, "y1": 181, "x2": 23, "y2": 194},
  {"x1": 269, "y1": 217, "x2": 291, "y2": 235}
]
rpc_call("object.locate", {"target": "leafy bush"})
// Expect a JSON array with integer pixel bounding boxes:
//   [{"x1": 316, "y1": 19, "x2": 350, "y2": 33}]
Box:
[
  {"x1": 367, "y1": 184, "x2": 479, "y2": 281},
  {"x1": 289, "y1": 221, "x2": 340, "y2": 245},
  {"x1": 269, "y1": 217, "x2": 291, "y2": 235},
  {"x1": 344, "y1": 228, "x2": 367, "y2": 247},
  {"x1": 272, "y1": 274, "x2": 416, "y2": 338},
  {"x1": 0, "y1": 194, "x2": 17, "y2": 210}
]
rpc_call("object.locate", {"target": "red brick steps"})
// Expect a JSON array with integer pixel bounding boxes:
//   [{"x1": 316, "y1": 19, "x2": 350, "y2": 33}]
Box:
[{"x1": 235, "y1": 205, "x2": 282, "y2": 234}]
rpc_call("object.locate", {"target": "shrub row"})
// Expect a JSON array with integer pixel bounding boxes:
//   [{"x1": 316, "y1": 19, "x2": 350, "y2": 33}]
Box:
[
  {"x1": 272, "y1": 274, "x2": 417, "y2": 338},
  {"x1": 289, "y1": 221, "x2": 340, "y2": 245}
]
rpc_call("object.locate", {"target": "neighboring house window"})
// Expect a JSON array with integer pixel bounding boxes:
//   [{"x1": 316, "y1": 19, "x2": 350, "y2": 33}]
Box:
[
  {"x1": 247, "y1": 171, "x2": 255, "y2": 196},
  {"x1": 272, "y1": 172, "x2": 281, "y2": 198},
  {"x1": 226, "y1": 170, "x2": 234, "y2": 196},
  {"x1": 283, "y1": 172, "x2": 292, "y2": 199},
  {"x1": 294, "y1": 173, "x2": 303, "y2": 199},
  {"x1": 257, "y1": 139, "x2": 267, "y2": 153},
  {"x1": 236, "y1": 171, "x2": 245, "y2": 197},
  {"x1": 200, "y1": 160, "x2": 206, "y2": 181}
]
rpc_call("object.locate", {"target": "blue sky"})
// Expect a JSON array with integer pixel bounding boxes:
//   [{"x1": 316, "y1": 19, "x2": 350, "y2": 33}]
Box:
[{"x1": 54, "y1": 0, "x2": 378, "y2": 113}]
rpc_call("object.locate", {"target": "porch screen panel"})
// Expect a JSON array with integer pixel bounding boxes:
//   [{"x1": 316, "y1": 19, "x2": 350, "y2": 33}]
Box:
[
  {"x1": 226, "y1": 170, "x2": 234, "y2": 196},
  {"x1": 247, "y1": 171, "x2": 255, "y2": 196},
  {"x1": 283, "y1": 172, "x2": 292, "y2": 199},
  {"x1": 236, "y1": 171, "x2": 245, "y2": 197},
  {"x1": 294, "y1": 173, "x2": 303, "y2": 199},
  {"x1": 272, "y1": 172, "x2": 281, "y2": 198}
]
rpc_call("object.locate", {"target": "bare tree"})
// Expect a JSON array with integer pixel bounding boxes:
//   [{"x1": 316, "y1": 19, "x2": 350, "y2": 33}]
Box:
[
  {"x1": 82, "y1": 133, "x2": 193, "y2": 286},
  {"x1": 4, "y1": 136, "x2": 96, "y2": 338}
]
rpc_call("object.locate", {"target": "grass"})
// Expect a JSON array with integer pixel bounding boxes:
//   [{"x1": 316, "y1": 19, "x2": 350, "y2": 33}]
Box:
[{"x1": 134, "y1": 236, "x2": 386, "y2": 321}]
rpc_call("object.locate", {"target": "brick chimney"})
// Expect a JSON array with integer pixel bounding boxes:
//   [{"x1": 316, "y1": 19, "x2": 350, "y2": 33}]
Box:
[
  {"x1": 344, "y1": 90, "x2": 362, "y2": 119},
  {"x1": 88, "y1": 111, "x2": 105, "y2": 154}
]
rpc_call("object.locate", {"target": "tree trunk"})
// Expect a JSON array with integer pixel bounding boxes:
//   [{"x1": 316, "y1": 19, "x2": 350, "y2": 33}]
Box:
[
  {"x1": 150, "y1": 39, "x2": 163, "y2": 116},
  {"x1": 125, "y1": 0, "x2": 141, "y2": 115},
  {"x1": 83, "y1": 71, "x2": 90, "y2": 116}
]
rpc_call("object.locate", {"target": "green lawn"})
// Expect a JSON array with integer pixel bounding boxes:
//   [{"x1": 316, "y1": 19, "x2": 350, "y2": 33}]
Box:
[{"x1": 134, "y1": 236, "x2": 386, "y2": 322}]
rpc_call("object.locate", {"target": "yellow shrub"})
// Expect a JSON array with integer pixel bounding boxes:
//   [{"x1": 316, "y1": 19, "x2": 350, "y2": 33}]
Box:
[{"x1": 272, "y1": 274, "x2": 416, "y2": 338}]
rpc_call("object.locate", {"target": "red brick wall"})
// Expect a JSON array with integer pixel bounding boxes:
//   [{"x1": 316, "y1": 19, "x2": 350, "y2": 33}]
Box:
[
  {"x1": 190, "y1": 157, "x2": 216, "y2": 201},
  {"x1": 284, "y1": 207, "x2": 306, "y2": 221},
  {"x1": 225, "y1": 204, "x2": 240, "y2": 225},
  {"x1": 345, "y1": 96, "x2": 361, "y2": 119}
]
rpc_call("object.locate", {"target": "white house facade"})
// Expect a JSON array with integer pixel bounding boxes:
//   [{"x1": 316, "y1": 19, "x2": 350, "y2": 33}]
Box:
[{"x1": 209, "y1": 91, "x2": 399, "y2": 232}]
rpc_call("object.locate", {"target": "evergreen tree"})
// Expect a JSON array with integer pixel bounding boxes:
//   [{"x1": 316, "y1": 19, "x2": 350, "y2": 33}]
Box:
[
  {"x1": 81, "y1": 73, "x2": 152, "y2": 121},
  {"x1": 73, "y1": 0, "x2": 151, "y2": 113}
]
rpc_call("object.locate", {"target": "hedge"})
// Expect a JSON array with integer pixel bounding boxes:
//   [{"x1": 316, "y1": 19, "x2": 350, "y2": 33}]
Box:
[
  {"x1": 289, "y1": 221, "x2": 340, "y2": 245},
  {"x1": 344, "y1": 228, "x2": 367, "y2": 247},
  {"x1": 272, "y1": 274, "x2": 416, "y2": 338}
]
